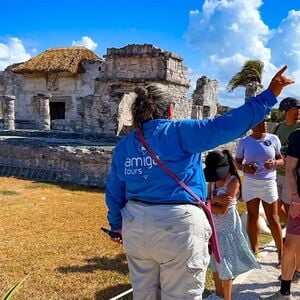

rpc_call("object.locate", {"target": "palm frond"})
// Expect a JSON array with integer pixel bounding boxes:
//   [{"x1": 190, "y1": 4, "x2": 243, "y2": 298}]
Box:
[
  {"x1": 2, "y1": 275, "x2": 28, "y2": 300},
  {"x1": 227, "y1": 59, "x2": 264, "y2": 92}
]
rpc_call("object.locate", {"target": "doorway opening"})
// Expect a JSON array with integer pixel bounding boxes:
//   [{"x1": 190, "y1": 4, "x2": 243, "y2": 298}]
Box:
[
  {"x1": 50, "y1": 102, "x2": 65, "y2": 130},
  {"x1": 50, "y1": 102, "x2": 65, "y2": 120}
]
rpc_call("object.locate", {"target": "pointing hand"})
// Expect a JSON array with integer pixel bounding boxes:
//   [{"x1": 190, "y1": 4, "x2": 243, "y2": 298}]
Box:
[{"x1": 268, "y1": 65, "x2": 295, "y2": 97}]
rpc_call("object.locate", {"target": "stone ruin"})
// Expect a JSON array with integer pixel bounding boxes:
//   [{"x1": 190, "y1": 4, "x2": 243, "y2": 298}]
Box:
[
  {"x1": 0, "y1": 44, "x2": 218, "y2": 134},
  {"x1": 0, "y1": 44, "x2": 221, "y2": 187},
  {"x1": 192, "y1": 76, "x2": 218, "y2": 119}
]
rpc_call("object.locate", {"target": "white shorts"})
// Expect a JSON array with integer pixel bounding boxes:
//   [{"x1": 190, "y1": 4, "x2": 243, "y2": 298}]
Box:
[
  {"x1": 242, "y1": 176, "x2": 278, "y2": 203},
  {"x1": 277, "y1": 174, "x2": 291, "y2": 204}
]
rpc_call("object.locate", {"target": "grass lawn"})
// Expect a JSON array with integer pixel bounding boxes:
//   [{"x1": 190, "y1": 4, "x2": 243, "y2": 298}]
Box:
[
  {"x1": 0, "y1": 177, "x2": 272, "y2": 299},
  {"x1": 0, "y1": 177, "x2": 130, "y2": 300}
]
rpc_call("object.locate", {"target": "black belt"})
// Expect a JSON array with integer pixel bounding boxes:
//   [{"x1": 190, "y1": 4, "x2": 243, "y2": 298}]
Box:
[{"x1": 130, "y1": 199, "x2": 201, "y2": 206}]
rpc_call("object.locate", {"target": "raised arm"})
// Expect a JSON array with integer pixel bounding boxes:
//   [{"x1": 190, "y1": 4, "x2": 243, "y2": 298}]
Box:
[{"x1": 178, "y1": 66, "x2": 294, "y2": 153}]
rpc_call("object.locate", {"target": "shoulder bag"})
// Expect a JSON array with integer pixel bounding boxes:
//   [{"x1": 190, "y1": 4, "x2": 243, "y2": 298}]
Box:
[{"x1": 136, "y1": 129, "x2": 221, "y2": 263}]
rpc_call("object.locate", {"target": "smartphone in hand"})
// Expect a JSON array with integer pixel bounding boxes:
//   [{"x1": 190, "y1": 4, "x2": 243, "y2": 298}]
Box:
[
  {"x1": 100, "y1": 227, "x2": 122, "y2": 239},
  {"x1": 250, "y1": 162, "x2": 259, "y2": 170}
]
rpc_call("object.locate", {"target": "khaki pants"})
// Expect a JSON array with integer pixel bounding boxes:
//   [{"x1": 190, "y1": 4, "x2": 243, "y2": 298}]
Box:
[{"x1": 121, "y1": 201, "x2": 212, "y2": 300}]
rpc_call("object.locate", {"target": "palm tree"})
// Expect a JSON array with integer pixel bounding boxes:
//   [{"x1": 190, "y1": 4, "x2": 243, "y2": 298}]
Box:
[{"x1": 227, "y1": 60, "x2": 264, "y2": 101}]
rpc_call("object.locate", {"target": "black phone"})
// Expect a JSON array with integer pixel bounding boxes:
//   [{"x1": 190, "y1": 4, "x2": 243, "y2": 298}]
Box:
[
  {"x1": 250, "y1": 162, "x2": 259, "y2": 170},
  {"x1": 100, "y1": 227, "x2": 122, "y2": 239}
]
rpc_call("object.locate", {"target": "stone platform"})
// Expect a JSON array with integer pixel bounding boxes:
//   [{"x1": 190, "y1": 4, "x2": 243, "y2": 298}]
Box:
[{"x1": 0, "y1": 130, "x2": 120, "y2": 187}]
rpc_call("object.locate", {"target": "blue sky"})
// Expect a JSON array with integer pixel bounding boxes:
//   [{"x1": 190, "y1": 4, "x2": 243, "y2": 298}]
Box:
[{"x1": 1, "y1": 0, "x2": 300, "y2": 107}]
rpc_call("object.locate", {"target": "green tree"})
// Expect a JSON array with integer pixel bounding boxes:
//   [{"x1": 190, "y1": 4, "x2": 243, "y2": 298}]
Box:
[{"x1": 270, "y1": 108, "x2": 284, "y2": 123}]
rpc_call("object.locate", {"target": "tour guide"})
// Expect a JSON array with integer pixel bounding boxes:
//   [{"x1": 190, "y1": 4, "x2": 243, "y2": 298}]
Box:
[{"x1": 105, "y1": 66, "x2": 294, "y2": 300}]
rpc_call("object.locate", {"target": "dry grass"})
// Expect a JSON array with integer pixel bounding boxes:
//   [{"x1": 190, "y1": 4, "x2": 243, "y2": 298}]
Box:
[
  {"x1": 0, "y1": 177, "x2": 272, "y2": 299},
  {"x1": 0, "y1": 177, "x2": 130, "y2": 300}
]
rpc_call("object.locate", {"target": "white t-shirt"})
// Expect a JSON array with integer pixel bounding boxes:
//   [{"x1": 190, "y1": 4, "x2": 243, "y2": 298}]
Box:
[{"x1": 236, "y1": 133, "x2": 281, "y2": 180}]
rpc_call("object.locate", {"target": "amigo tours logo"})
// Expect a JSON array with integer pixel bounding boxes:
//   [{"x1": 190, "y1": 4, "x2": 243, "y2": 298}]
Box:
[{"x1": 124, "y1": 144, "x2": 158, "y2": 175}]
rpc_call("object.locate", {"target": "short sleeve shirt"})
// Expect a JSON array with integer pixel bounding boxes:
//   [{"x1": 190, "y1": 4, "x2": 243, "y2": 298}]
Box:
[
  {"x1": 286, "y1": 129, "x2": 300, "y2": 194},
  {"x1": 236, "y1": 133, "x2": 281, "y2": 180},
  {"x1": 274, "y1": 121, "x2": 300, "y2": 155}
]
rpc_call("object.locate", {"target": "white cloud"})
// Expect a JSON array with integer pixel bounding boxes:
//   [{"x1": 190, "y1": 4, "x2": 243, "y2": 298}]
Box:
[
  {"x1": 190, "y1": 9, "x2": 200, "y2": 15},
  {"x1": 71, "y1": 36, "x2": 98, "y2": 51},
  {"x1": 267, "y1": 10, "x2": 300, "y2": 69},
  {"x1": 0, "y1": 37, "x2": 31, "y2": 71},
  {"x1": 186, "y1": 0, "x2": 299, "y2": 107}
]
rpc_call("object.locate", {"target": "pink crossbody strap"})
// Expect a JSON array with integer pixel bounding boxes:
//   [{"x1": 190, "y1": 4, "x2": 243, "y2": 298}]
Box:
[{"x1": 136, "y1": 129, "x2": 221, "y2": 263}]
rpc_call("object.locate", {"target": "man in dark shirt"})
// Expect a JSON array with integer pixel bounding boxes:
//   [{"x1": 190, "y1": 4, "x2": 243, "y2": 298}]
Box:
[
  {"x1": 274, "y1": 97, "x2": 300, "y2": 223},
  {"x1": 266, "y1": 129, "x2": 300, "y2": 299}
]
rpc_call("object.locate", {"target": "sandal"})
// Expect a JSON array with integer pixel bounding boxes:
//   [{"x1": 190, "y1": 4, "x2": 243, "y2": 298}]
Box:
[{"x1": 255, "y1": 252, "x2": 262, "y2": 261}]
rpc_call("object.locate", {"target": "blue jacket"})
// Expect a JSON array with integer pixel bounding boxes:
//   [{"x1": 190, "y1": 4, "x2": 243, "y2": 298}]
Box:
[{"x1": 106, "y1": 89, "x2": 277, "y2": 230}]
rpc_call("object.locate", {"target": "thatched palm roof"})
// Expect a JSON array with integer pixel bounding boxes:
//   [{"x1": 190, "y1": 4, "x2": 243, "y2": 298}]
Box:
[{"x1": 11, "y1": 47, "x2": 102, "y2": 75}]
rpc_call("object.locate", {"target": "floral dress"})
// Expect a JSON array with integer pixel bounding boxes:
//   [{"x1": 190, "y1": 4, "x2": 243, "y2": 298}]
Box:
[{"x1": 209, "y1": 175, "x2": 260, "y2": 280}]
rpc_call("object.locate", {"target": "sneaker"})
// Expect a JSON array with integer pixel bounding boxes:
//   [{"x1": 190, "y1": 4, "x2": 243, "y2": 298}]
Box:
[
  {"x1": 263, "y1": 290, "x2": 293, "y2": 299},
  {"x1": 203, "y1": 292, "x2": 224, "y2": 299}
]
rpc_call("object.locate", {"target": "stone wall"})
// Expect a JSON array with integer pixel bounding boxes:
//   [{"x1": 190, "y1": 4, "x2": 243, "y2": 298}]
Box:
[
  {"x1": 102, "y1": 44, "x2": 190, "y2": 86},
  {"x1": 0, "y1": 135, "x2": 235, "y2": 188},
  {"x1": 0, "y1": 137, "x2": 239, "y2": 187},
  {"x1": 0, "y1": 141, "x2": 113, "y2": 187}
]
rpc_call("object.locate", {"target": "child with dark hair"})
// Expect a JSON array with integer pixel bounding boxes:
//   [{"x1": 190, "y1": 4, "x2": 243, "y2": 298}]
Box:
[{"x1": 204, "y1": 150, "x2": 260, "y2": 300}]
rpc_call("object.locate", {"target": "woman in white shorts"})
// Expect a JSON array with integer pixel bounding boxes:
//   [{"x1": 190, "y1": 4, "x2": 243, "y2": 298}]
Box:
[{"x1": 235, "y1": 116, "x2": 284, "y2": 265}]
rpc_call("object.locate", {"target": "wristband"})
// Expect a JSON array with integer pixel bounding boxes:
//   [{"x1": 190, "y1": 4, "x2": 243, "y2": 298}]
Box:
[
  {"x1": 291, "y1": 191, "x2": 298, "y2": 196},
  {"x1": 291, "y1": 201, "x2": 300, "y2": 206}
]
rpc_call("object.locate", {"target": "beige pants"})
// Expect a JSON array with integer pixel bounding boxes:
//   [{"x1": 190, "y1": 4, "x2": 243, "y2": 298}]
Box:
[{"x1": 122, "y1": 201, "x2": 212, "y2": 300}]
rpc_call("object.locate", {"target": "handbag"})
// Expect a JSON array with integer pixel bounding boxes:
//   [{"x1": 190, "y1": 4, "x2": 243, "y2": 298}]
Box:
[{"x1": 136, "y1": 129, "x2": 221, "y2": 263}]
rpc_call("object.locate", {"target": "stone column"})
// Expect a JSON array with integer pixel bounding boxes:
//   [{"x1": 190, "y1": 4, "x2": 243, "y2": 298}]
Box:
[
  {"x1": 3, "y1": 95, "x2": 15, "y2": 130},
  {"x1": 37, "y1": 93, "x2": 51, "y2": 130},
  {"x1": 192, "y1": 76, "x2": 218, "y2": 119}
]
